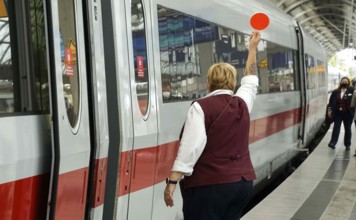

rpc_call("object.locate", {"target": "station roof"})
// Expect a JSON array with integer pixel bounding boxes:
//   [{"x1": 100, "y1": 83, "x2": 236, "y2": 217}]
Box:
[{"x1": 269, "y1": 0, "x2": 356, "y2": 58}]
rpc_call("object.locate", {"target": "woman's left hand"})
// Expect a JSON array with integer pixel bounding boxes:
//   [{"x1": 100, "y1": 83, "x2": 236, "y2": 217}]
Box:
[{"x1": 164, "y1": 184, "x2": 176, "y2": 207}]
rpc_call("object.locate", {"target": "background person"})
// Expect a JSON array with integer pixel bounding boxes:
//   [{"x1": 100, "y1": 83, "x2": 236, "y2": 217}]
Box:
[
  {"x1": 163, "y1": 31, "x2": 260, "y2": 220},
  {"x1": 350, "y1": 78, "x2": 356, "y2": 156},
  {"x1": 327, "y1": 77, "x2": 354, "y2": 150},
  {"x1": 162, "y1": 80, "x2": 172, "y2": 101}
]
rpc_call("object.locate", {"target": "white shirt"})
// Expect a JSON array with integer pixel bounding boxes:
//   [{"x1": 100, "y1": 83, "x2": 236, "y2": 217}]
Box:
[
  {"x1": 172, "y1": 75, "x2": 259, "y2": 175},
  {"x1": 341, "y1": 88, "x2": 346, "y2": 98}
]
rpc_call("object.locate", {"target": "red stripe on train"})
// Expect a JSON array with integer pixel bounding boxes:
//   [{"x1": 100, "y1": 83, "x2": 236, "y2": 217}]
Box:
[
  {"x1": 59, "y1": 104, "x2": 320, "y2": 209},
  {"x1": 249, "y1": 108, "x2": 301, "y2": 143},
  {"x1": 93, "y1": 158, "x2": 108, "y2": 208},
  {"x1": 55, "y1": 167, "x2": 88, "y2": 219},
  {"x1": 55, "y1": 104, "x2": 323, "y2": 208},
  {"x1": 0, "y1": 174, "x2": 49, "y2": 220},
  {"x1": 0, "y1": 168, "x2": 90, "y2": 219},
  {"x1": 116, "y1": 142, "x2": 180, "y2": 197},
  {"x1": 0, "y1": 105, "x2": 322, "y2": 215},
  {"x1": 117, "y1": 108, "x2": 302, "y2": 197}
]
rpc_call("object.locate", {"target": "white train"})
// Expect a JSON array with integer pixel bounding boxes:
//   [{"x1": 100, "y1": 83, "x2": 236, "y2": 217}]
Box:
[{"x1": 0, "y1": 0, "x2": 327, "y2": 219}]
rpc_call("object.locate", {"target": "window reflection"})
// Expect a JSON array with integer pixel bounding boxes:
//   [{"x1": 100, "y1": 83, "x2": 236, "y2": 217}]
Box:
[
  {"x1": 306, "y1": 54, "x2": 316, "y2": 89},
  {"x1": 265, "y1": 48, "x2": 296, "y2": 93},
  {"x1": 30, "y1": 0, "x2": 49, "y2": 112},
  {"x1": 58, "y1": 0, "x2": 79, "y2": 127},
  {"x1": 0, "y1": 0, "x2": 50, "y2": 114},
  {"x1": 0, "y1": 1, "x2": 15, "y2": 112},
  {"x1": 131, "y1": 0, "x2": 149, "y2": 116},
  {"x1": 157, "y1": 5, "x2": 299, "y2": 103},
  {"x1": 317, "y1": 60, "x2": 326, "y2": 88}
]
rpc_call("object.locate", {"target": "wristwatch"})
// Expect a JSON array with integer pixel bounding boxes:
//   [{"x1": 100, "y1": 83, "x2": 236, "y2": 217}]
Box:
[{"x1": 166, "y1": 178, "x2": 178, "y2": 185}]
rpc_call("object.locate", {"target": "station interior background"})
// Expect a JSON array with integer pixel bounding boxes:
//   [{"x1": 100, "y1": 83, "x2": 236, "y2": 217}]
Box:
[{"x1": 269, "y1": 0, "x2": 356, "y2": 91}]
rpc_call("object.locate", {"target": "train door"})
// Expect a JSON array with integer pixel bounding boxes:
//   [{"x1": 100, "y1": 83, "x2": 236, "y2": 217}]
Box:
[
  {"x1": 82, "y1": 0, "x2": 110, "y2": 219},
  {"x1": 126, "y1": 0, "x2": 159, "y2": 219},
  {"x1": 296, "y1": 24, "x2": 307, "y2": 144},
  {"x1": 46, "y1": 0, "x2": 92, "y2": 219}
]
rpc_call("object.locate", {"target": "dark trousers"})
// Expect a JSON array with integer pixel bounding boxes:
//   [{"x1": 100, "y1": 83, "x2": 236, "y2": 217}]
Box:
[
  {"x1": 182, "y1": 179, "x2": 253, "y2": 220},
  {"x1": 330, "y1": 111, "x2": 353, "y2": 146}
]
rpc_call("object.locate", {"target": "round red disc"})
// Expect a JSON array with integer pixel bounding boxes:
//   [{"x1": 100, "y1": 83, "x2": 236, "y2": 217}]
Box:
[{"x1": 250, "y1": 12, "x2": 270, "y2": 30}]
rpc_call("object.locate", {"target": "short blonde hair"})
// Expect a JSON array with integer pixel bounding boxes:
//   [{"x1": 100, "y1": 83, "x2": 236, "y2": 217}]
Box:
[{"x1": 207, "y1": 63, "x2": 237, "y2": 92}]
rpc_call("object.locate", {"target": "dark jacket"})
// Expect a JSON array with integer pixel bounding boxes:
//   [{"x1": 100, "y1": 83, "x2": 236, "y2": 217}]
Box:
[{"x1": 328, "y1": 87, "x2": 355, "y2": 118}]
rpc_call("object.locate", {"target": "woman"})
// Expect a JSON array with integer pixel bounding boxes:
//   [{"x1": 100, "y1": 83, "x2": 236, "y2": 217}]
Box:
[
  {"x1": 350, "y1": 82, "x2": 356, "y2": 156},
  {"x1": 327, "y1": 77, "x2": 354, "y2": 150},
  {"x1": 163, "y1": 32, "x2": 260, "y2": 220}
]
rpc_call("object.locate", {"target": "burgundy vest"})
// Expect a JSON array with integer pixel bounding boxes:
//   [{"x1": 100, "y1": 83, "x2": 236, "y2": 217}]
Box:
[
  {"x1": 336, "y1": 92, "x2": 348, "y2": 112},
  {"x1": 183, "y1": 94, "x2": 256, "y2": 189}
]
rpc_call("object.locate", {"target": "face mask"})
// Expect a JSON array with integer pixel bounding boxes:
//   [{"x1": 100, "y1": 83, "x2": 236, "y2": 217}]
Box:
[
  {"x1": 341, "y1": 83, "x2": 348, "y2": 88},
  {"x1": 163, "y1": 91, "x2": 171, "y2": 98}
]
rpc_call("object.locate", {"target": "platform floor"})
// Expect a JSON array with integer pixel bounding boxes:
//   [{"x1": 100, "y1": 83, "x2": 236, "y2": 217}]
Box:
[{"x1": 243, "y1": 125, "x2": 356, "y2": 220}]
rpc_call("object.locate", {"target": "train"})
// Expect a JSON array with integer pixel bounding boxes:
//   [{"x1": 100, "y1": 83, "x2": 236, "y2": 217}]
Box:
[{"x1": 0, "y1": 0, "x2": 327, "y2": 219}]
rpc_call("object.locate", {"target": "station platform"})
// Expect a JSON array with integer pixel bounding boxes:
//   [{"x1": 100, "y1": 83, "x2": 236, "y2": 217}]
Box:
[{"x1": 243, "y1": 125, "x2": 356, "y2": 220}]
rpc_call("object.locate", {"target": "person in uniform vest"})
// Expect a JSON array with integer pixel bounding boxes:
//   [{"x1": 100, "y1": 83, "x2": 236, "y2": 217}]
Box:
[
  {"x1": 327, "y1": 77, "x2": 355, "y2": 150},
  {"x1": 164, "y1": 32, "x2": 260, "y2": 220},
  {"x1": 350, "y1": 78, "x2": 356, "y2": 156}
]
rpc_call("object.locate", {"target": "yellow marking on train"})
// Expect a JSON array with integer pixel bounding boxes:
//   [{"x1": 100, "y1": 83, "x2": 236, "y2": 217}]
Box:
[{"x1": 0, "y1": 1, "x2": 7, "y2": 17}]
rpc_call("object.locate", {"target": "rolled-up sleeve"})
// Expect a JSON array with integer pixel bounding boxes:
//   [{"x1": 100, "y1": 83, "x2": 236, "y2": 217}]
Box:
[
  {"x1": 235, "y1": 75, "x2": 259, "y2": 113},
  {"x1": 172, "y1": 102, "x2": 207, "y2": 176}
]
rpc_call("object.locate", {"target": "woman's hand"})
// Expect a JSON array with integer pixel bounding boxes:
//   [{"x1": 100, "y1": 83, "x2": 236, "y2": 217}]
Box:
[
  {"x1": 164, "y1": 183, "x2": 176, "y2": 207},
  {"x1": 245, "y1": 32, "x2": 261, "y2": 75},
  {"x1": 249, "y1": 31, "x2": 261, "y2": 50},
  {"x1": 327, "y1": 111, "x2": 332, "y2": 119}
]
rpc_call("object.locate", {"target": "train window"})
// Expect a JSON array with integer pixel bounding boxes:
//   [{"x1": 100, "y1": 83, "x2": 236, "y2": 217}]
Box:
[
  {"x1": 0, "y1": 0, "x2": 49, "y2": 114},
  {"x1": 158, "y1": 6, "x2": 217, "y2": 102},
  {"x1": 58, "y1": 0, "x2": 80, "y2": 127},
  {"x1": 131, "y1": 0, "x2": 149, "y2": 116},
  {"x1": 0, "y1": 2, "x2": 16, "y2": 113},
  {"x1": 157, "y1": 5, "x2": 299, "y2": 102},
  {"x1": 158, "y1": 6, "x2": 250, "y2": 102},
  {"x1": 29, "y1": 0, "x2": 49, "y2": 112},
  {"x1": 305, "y1": 54, "x2": 316, "y2": 89},
  {"x1": 257, "y1": 42, "x2": 297, "y2": 93},
  {"x1": 317, "y1": 60, "x2": 326, "y2": 88}
]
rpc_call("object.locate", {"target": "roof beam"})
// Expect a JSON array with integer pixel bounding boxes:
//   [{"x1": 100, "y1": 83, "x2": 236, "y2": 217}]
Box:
[
  {"x1": 348, "y1": 0, "x2": 354, "y2": 47},
  {"x1": 299, "y1": 13, "x2": 355, "y2": 30},
  {"x1": 282, "y1": 0, "x2": 354, "y2": 13},
  {"x1": 271, "y1": 0, "x2": 356, "y2": 54},
  {"x1": 293, "y1": 5, "x2": 345, "y2": 20}
]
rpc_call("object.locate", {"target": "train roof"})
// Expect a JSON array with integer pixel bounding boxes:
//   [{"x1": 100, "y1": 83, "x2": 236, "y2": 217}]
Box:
[{"x1": 300, "y1": 26, "x2": 327, "y2": 60}]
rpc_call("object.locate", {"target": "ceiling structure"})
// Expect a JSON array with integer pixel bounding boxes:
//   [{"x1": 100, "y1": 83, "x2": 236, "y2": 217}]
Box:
[{"x1": 269, "y1": 0, "x2": 356, "y2": 58}]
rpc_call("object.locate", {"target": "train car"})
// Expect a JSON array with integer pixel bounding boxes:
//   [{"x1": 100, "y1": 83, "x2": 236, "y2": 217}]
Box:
[{"x1": 0, "y1": 0, "x2": 327, "y2": 219}]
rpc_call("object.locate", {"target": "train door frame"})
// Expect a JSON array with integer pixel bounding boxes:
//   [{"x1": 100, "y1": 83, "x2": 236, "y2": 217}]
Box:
[
  {"x1": 45, "y1": 0, "x2": 92, "y2": 219},
  {"x1": 81, "y1": 0, "x2": 110, "y2": 219},
  {"x1": 99, "y1": 0, "x2": 123, "y2": 219},
  {"x1": 295, "y1": 23, "x2": 307, "y2": 144},
  {"x1": 125, "y1": 0, "x2": 159, "y2": 219}
]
